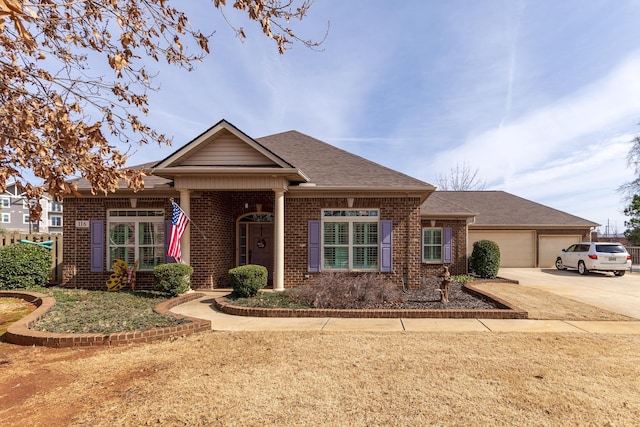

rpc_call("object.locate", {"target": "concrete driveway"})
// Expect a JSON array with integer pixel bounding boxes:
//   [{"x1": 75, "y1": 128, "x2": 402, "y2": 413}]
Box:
[{"x1": 499, "y1": 268, "x2": 640, "y2": 319}]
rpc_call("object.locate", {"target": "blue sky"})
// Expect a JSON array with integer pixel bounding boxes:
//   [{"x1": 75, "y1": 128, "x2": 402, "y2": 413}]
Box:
[{"x1": 127, "y1": 1, "x2": 640, "y2": 234}]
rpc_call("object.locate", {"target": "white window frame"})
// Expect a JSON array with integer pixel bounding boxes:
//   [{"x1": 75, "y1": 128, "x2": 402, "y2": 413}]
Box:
[
  {"x1": 107, "y1": 209, "x2": 165, "y2": 271},
  {"x1": 0, "y1": 197, "x2": 9, "y2": 208},
  {"x1": 50, "y1": 215, "x2": 62, "y2": 227},
  {"x1": 23, "y1": 214, "x2": 30, "y2": 224},
  {"x1": 50, "y1": 202, "x2": 63, "y2": 212},
  {"x1": 1, "y1": 213, "x2": 9, "y2": 223},
  {"x1": 422, "y1": 227, "x2": 443, "y2": 263},
  {"x1": 321, "y1": 209, "x2": 379, "y2": 271}
]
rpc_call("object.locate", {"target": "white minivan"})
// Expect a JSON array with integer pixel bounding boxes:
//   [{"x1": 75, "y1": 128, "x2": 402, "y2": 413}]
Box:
[{"x1": 555, "y1": 242, "x2": 632, "y2": 276}]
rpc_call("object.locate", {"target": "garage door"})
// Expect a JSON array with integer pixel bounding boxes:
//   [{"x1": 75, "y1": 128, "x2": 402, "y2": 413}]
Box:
[
  {"x1": 538, "y1": 235, "x2": 581, "y2": 268},
  {"x1": 469, "y1": 231, "x2": 535, "y2": 267}
]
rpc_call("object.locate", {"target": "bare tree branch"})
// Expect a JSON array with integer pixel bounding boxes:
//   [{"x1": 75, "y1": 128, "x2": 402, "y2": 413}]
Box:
[
  {"x1": 435, "y1": 162, "x2": 487, "y2": 191},
  {"x1": 0, "y1": 0, "x2": 323, "y2": 220}
]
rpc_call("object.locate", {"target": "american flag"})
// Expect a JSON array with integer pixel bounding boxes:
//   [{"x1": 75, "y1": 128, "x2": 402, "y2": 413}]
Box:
[{"x1": 168, "y1": 202, "x2": 189, "y2": 262}]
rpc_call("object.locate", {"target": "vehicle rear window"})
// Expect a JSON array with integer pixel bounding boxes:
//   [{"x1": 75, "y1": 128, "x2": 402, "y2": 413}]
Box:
[{"x1": 595, "y1": 245, "x2": 626, "y2": 253}]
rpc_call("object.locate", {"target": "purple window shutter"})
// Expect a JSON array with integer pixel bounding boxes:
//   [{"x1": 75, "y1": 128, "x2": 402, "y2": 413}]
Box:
[
  {"x1": 380, "y1": 220, "x2": 393, "y2": 272},
  {"x1": 443, "y1": 227, "x2": 452, "y2": 264},
  {"x1": 90, "y1": 220, "x2": 104, "y2": 272},
  {"x1": 308, "y1": 220, "x2": 321, "y2": 272},
  {"x1": 165, "y1": 220, "x2": 174, "y2": 263}
]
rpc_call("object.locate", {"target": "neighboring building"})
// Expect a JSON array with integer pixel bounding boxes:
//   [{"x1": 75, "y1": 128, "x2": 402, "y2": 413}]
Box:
[
  {"x1": 61, "y1": 120, "x2": 598, "y2": 290},
  {"x1": 1, "y1": 183, "x2": 64, "y2": 234}
]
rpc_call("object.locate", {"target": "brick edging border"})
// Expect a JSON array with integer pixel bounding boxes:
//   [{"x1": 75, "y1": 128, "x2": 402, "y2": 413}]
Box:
[
  {"x1": 213, "y1": 281, "x2": 528, "y2": 319},
  {"x1": 1, "y1": 291, "x2": 211, "y2": 348}
]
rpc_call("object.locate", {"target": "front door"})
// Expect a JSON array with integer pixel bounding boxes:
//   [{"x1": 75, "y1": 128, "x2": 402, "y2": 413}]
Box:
[
  {"x1": 248, "y1": 223, "x2": 273, "y2": 281},
  {"x1": 238, "y1": 213, "x2": 274, "y2": 283}
]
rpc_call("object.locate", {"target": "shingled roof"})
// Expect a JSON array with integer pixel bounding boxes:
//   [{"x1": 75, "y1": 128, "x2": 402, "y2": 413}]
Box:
[
  {"x1": 70, "y1": 121, "x2": 435, "y2": 194},
  {"x1": 257, "y1": 130, "x2": 434, "y2": 189},
  {"x1": 423, "y1": 191, "x2": 599, "y2": 227},
  {"x1": 69, "y1": 162, "x2": 173, "y2": 192}
]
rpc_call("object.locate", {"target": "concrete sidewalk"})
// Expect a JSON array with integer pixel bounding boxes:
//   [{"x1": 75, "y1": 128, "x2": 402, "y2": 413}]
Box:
[{"x1": 171, "y1": 290, "x2": 640, "y2": 334}]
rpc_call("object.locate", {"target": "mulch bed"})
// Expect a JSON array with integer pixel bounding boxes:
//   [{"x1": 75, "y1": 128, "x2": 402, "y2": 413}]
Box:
[{"x1": 369, "y1": 277, "x2": 498, "y2": 310}]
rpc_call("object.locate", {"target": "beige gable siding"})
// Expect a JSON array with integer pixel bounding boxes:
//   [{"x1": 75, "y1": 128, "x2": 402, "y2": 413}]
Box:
[{"x1": 179, "y1": 131, "x2": 277, "y2": 167}]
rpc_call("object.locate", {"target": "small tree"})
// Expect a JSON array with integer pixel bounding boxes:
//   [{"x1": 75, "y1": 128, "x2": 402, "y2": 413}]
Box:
[
  {"x1": 435, "y1": 162, "x2": 487, "y2": 191},
  {"x1": 0, "y1": 1, "x2": 323, "y2": 219},
  {"x1": 469, "y1": 240, "x2": 500, "y2": 279},
  {"x1": 620, "y1": 135, "x2": 640, "y2": 197},
  {"x1": 623, "y1": 195, "x2": 640, "y2": 246}
]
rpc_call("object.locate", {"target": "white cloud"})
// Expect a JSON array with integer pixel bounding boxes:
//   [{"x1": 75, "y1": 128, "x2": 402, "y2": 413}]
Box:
[{"x1": 430, "y1": 53, "x2": 640, "y2": 179}]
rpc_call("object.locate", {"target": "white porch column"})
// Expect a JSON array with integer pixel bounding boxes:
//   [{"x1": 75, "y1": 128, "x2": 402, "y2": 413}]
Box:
[
  {"x1": 274, "y1": 189, "x2": 285, "y2": 291},
  {"x1": 179, "y1": 189, "x2": 191, "y2": 265}
]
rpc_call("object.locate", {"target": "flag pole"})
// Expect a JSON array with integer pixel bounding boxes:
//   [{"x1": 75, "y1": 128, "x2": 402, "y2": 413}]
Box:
[{"x1": 170, "y1": 198, "x2": 208, "y2": 240}]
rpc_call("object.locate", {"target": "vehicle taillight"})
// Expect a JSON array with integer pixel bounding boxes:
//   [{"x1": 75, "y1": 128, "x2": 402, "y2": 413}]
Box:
[
  {"x1": 588, "y1": 254, "x2": 598, "y2": 260},
  {"x1": 627, "y1": 255, "x2": 632, "y2": 260}
]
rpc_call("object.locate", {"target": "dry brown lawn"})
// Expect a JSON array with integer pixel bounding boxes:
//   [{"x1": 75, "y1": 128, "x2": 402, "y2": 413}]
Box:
[
  {"x1": 1, "y1": 332, "x2": 640, "y2": 426},
  {"x1": 475, "y1": 282, "x2": 637, "y2": 321},
  {"x1": 1, "y1": 283, "x2": 639, "y2": 426}
]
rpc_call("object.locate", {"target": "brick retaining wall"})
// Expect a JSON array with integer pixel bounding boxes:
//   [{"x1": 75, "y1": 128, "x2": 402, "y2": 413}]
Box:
[
  {"x1": 2, "y1": 291, "x2": 211, "y2": 348},
  {"x1": 213, "y1": 282, "x2": 528, "y2": 319}
]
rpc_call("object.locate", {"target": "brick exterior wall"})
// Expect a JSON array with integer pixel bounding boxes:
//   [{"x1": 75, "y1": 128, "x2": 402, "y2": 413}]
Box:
[
  {"x1": 62, "y1": 193, "x2": 440, "y2": 291},
  {"x1": 63, "y1": 192, "x2": 595, "y2": 291},
  {"x1": 284, "y1": 196, "x2": 423, "y2": 289},
  {"x1": 62, "y1": 197, "x2": 172, "y2": 290},
  {"x1": 420, "y1": 219, "x2": 468, "y2": 277},
  {"x1": 189, "y1": 191, "x2": 275, "y2": 288}
]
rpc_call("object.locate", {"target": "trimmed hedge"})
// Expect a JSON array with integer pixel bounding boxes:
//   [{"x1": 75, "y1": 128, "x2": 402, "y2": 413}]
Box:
[
  {"x1": 469, "y1": 239, "x2": 501, "y2": 279},
  {"x1": 153, "y1": 263, "x2": 194, "y2": 297},
  {"x1": 0, "y1": 244, "x2": 51, "y2": 289},
  {"x1": 229, "y1": 265, "x2": 267, "y2": 298}
]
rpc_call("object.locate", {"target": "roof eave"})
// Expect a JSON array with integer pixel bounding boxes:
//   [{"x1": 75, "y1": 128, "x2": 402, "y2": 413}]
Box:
[
  {"x1": 150, "y1": 166, "x2": 310, "y2": 183},
  {"x1": 288, "y1": 185, "x2": 434, "y2": 202},
  {"x1": 469, "y1": 223, "x2": 599, "y2": 229},
  {"x1": 422, "y1": 212, "x2": 478, "y2": 219}
]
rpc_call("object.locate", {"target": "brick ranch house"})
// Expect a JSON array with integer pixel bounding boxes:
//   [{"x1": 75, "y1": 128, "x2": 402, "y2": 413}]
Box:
[{"x1": 62, "y1": 120, "x2": 597, "y2": 290}]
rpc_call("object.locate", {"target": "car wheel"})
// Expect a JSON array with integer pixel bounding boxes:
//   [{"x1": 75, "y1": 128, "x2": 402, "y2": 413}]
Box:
[
  {"x1": 614, "y1": 271, "x2": 626, "y2": 277},
  {"x1": 578, "y1": 261, "x2": 589, "y2": 275},
  {"x1": 555, "y1": 258, "x2": 565, "y2": 270}
]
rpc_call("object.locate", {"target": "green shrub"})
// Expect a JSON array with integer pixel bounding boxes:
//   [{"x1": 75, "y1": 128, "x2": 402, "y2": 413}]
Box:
[
  {"x1": 451, "y1": 275, "x2": 474, "y2": 285},
  {"x1": 229, "y1": 265, "x2": 267, "y2": 298},
  {"x1": 469, "y1": 240, "x2": 501, "y2": 279},
  {"x1": 153, "y1": 263, "x2": 194, "y2": 297},
  {"x1": 0, "y1": 244, "x2": 51, "y2": 289}
]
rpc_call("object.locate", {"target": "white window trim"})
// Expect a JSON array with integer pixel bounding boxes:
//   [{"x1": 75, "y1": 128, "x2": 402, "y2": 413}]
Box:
[
  {"x1": 1, "y1": 213, "x2": 9, "y2": 223},
  {"x1": 0, "y1": 197, "x2": 9, "y2": 208},
  {"x1": 422, "y1": 227, "x2": 443, "y2": 263},
  {"x1": 321, "y1": 209, "x2": 379, "y2": 271},
  {"x1": 50, "y1": 202, "x2": 63, "y2": 212},
  {"x1": 50, "y1": 215, "x2": 63, "y2": 227},
  {"x1": 107, "y1": 209, "x2": 165, "y2": 271},
  {"x1": 23, "y1": 214, "x2": 30, "y2": 224}
]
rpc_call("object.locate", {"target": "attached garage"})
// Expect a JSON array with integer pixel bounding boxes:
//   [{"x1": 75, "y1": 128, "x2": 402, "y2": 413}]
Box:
[
  {"x1": 538, "y1": 235, "x2": 581, "y2": 268},
  {"x1": 469, "y1": 230, "x2": 536, "y2": 267},
  {"x1": 422, "y1": 191, "x2": 598, "y2": 271}
]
